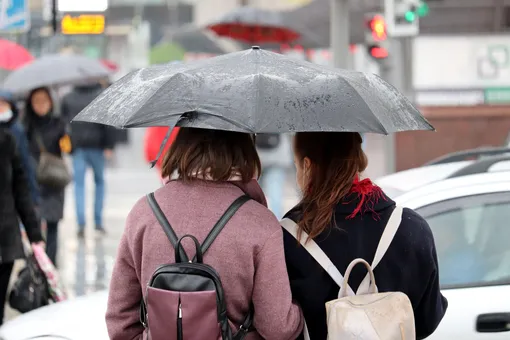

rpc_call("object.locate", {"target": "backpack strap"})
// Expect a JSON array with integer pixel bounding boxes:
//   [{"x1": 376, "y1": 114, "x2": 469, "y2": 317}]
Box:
[
  {"x1": 356, "y1": 206, "x2": 403, "y2": 294},
  {"x1": 280, "y1": 218, "x2": 356, "y2": 296},
  {"x1": 146, "y1": 192, "x2": 189, "y2": 262},
  {"x1": 281, "y1": 218, "x2": 352, "y2": 340},
  {"x1": 195, "y1": 194, "x2": 254, "y2": 340},
  {"x1": 233, "y1": 304, "x2": 255, "y2": 340},
  {"x1": 195, "y1": 195, "x2": 251, "y2": 260}
]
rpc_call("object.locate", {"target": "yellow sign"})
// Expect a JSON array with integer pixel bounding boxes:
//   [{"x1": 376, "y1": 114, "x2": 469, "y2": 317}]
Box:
[{"x1": 61, "y1": 14, "x2": 105, "y2": 35}]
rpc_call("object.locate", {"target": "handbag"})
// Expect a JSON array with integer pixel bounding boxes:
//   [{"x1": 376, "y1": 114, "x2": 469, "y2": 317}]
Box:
[
  {"x1": 35, "y1": 132, "x2": 72, "y2": 190},
  {"x1": 9, "y1": 253, "x2": 50, "y2": 313}
]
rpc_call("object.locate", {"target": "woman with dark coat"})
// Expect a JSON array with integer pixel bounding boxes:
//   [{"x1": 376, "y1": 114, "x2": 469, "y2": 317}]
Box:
[
  {"x1": 24, "y1": 87, "x2": 68, "y2": 266},
  {"x1": 0, "y1": 126, "x2": 44, "y2": 325},
  {"x1": 283, "y1": 132, "x2": 448, "y2": 340}
]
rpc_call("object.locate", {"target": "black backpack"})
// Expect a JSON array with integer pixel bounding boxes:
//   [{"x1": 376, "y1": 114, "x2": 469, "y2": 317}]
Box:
[
  {"x1": 255, "y1": 133, "x2": 281, "y2": 149},
  {"x1": 140, "y1": 193, "x2": 254, "y2": 340}
]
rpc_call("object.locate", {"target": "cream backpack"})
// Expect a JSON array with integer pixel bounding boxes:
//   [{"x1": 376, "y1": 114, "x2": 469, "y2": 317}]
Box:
[{"x1": 281, "y1": 206, "x2": 416, "y2": 340}]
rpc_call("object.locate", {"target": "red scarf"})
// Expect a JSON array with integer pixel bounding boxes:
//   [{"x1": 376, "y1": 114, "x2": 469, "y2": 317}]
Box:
[{"x1": 346, "y1": 176, "x2": 384, "y2": 219}]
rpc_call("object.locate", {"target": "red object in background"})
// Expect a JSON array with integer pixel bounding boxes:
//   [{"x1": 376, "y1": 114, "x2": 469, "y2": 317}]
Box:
[
  {"x1": 369, "y1": 46, "x2": 389, "y2": 59},
  {"x1": 144, "y1": 127, "x2": 180, "y2": 171},
  {"x1": 0, "y1": 39, "x2": 34, "y2": 70},
  {"x1": 100, "y1": 59, "x2": 119, "y2": 72},
  {"x1": 208, "y1": 23, "x2": 300, "y2": 44}
]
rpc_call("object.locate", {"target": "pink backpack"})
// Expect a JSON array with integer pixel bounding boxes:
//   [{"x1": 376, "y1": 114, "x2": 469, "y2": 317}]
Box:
[{"x1": 140, "y1": 193, "x2": 254, "y2": 340}]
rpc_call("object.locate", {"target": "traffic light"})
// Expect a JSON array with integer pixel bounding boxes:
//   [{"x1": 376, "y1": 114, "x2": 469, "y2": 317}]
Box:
[
  {"x1": 385, "y1": 0, "x2": 429, "y2": 37},
  {"x1": 364, "y1": 13, "x2": 389, "y2": 60}
]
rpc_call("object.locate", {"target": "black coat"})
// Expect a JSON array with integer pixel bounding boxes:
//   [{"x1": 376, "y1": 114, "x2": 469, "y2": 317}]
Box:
[
  {"x1": 283, "y1": 193, "x2": 448, "y2": 340},
  {"x1": 0, "y1": 129, "x2": 43, "y2": 264},
  {"x1": 61, "y1": 84, "x2": 116, "y2": 150},
  {"x1": 24, "y1": 109, "x2": 67, "y2": 223}
]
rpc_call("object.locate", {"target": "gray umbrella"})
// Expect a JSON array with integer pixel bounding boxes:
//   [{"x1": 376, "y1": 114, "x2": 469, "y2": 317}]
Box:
[
  {"x1": 3, "y1": 54, "x2": 112, "y2": 94},
  {"x1": 73, "y1": 47, "x2": 434, "y2": 134}
]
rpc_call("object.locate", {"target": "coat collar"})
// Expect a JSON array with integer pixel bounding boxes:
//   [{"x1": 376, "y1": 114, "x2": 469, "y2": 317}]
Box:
[{"x1": 166, "y1": 171, "x2": 267, "y2": 207}]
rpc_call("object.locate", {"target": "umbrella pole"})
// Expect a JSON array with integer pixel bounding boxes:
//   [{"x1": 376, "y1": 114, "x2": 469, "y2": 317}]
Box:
[{"x1": 330, "y1": 0, "x2": 350, "y2": 69}]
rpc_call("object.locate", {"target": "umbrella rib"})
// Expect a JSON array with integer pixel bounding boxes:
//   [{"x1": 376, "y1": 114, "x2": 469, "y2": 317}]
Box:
[
  {"x1": 181, "y1": 111, "x2": 256, "y2": 133},
  {"x1": 345, "y1": 81, "x2": 389, "y2": 135}
]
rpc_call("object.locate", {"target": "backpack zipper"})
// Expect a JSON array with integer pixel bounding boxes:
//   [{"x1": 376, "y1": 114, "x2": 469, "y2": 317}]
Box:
[{"x1": 177, "y1": 299, "x2": 183, "y2": 340}]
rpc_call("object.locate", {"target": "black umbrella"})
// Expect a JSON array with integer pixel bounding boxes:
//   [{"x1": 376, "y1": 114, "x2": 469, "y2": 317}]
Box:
[{"x1": 73, "y1": 47, "x2": 433, "y2": 135}]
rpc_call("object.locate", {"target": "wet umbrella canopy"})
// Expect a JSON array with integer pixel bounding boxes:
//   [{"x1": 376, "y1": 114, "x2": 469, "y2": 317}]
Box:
[
  {"x1": 3, "y1": 54, "x2": 112, "y2": 94},
  {"x1": 73, "y1": 47, "x2": 434, "y2": 134}
]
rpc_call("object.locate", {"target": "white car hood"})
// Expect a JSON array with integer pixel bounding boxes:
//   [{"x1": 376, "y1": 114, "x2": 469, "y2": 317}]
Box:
[
  {"x1": 375, "y1": 161, "x2": 471, "y2": 194},
  {"x1": 0, "y1": 291, "x2": 108, "y2": 340}
]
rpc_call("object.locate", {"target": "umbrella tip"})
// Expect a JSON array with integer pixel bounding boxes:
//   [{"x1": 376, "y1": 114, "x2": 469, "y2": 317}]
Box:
[{"x1": 251, "y1": 46, "x2": 260, "y2": 50}]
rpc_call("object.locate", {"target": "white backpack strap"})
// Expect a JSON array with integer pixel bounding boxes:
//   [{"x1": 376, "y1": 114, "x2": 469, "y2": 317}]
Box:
[
  {"x1": 356, "y1": 206, "x2": 403, "y2": 294},
  {"x1": 282, "y1": 218, "x2": 355, "y2": 340},
  {"x1": 281, "y1": 218, "x2": 355, "y2": 296}
]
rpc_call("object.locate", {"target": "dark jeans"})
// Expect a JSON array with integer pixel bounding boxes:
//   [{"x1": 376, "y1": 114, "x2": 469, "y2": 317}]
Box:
[
  {"x1": 0, "y1": 262, "x2": 14, "y2": 325},
  {"x1": 46, "y1": 221, "x2": 59, "y2": 266}
]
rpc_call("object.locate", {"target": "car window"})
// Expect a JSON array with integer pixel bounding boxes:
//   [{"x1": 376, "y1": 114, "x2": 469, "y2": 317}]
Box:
[{"x1": 416, "y1": 192, "x2": 510, "y2": 289}]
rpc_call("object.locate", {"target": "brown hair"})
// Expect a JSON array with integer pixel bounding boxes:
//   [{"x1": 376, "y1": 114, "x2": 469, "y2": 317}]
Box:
[
  {"x1": 294, "y1": 132, "x2": 368, "y2": 241},
  {"x1": 161, "y1": 127, "x2": 261, "y2": 183}
]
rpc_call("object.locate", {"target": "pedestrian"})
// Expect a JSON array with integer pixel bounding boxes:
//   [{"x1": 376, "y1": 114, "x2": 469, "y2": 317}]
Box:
[
  {"x1": 24, "y1": 87, "x2": 69, "y2": 266},
  {"x1": 283, "y1": 132, "x2": 448, "y2": 340},
  {"x1": 0, "y1": 126, "x2": 44, "y2": 325},
  {"x1": 0, "y1": 90, "x2": 40, "y2": 207},
  {"x1": 256, "y1": 133, "x2": 293, "y2": 219},
  {"x1": 143, "y1": 126, "x2": 180, "y2": 179},
  {"x1": 61, "y1": 82, "x2": 116, "y2": 238},
  {"x1": 106, "y1": 127, "x2": 303, "y2": 340}
]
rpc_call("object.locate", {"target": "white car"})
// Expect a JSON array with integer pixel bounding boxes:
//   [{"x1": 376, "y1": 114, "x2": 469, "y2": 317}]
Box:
[{"x1": 1, "y1": 152, "x2": 510, "y2": 340}]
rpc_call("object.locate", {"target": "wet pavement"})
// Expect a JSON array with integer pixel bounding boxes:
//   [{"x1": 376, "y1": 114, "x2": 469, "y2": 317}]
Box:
[{"x1": 59, "y1": 168, "x2": 162, "y2": 299}]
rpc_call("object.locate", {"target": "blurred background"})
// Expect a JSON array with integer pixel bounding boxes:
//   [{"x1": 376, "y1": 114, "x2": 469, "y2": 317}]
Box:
[
  {"x1": 4, "y1": 0, "x2": 509, "y2": 175},
  {"x1": 1, "y1": 0, "x2": 510, "y2": 338}
]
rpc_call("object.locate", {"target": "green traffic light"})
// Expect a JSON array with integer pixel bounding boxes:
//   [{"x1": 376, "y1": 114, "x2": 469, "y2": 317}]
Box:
[
  {"x1": 404, "y1": 11, "x2": 416, "y2": 22},
  {"x1": 417, "y1": 2, "x2": 430, "y2": 17}
]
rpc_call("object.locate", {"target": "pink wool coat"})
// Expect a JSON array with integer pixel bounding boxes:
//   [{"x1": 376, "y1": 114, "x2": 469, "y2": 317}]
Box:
[{"x1": 106, "y1": 178, "x2": 303, "y2": 340}]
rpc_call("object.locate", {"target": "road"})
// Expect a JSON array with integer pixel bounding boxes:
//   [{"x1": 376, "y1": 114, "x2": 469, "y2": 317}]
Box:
[{"x1": 5, "y1": 130, "x2": 387, "y2": 320}]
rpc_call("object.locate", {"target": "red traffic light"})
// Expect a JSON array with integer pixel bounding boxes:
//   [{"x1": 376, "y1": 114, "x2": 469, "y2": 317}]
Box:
[
  {"x1": 369, "y1": 46, "x2": 388, "y2": 59},
  {"x1": 369, "y1": 15, "x2": 387, "y2": 41}
]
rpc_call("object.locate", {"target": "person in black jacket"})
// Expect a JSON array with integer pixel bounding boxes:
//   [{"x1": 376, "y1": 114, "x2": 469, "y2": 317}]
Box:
[
  {"x1": 61, "y1": 82, "x2": 116, "y2": 238},
  {"x1": 24, "y1": 87, "x2": 69, "y2": 266},
  {"x1": 0, "y1": 127, "x2": 44, "y2": 325},
  {"x1": 0, "y1": 90, "x2": 40, "y2": 205},
  {"x1": 283, "y1": 132, "x2": 448, "y2": 340}
]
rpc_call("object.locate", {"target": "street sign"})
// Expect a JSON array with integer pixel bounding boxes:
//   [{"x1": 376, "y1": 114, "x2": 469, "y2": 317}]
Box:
[
  {"x1": 0, "y1": 0, "x2": 30, "y2": 32},
  {"x1": 61, "y1": 14, "x2": 105, "y2": 35}
]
